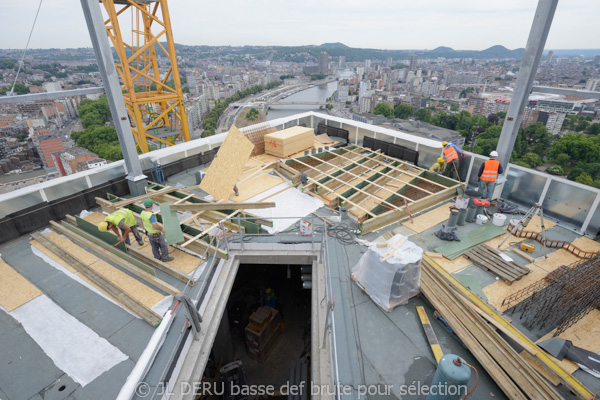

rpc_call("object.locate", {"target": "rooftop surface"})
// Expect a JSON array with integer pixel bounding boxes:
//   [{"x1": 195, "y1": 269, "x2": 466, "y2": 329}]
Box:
[{"x1": 0, "y1": 114, "x2": 599, "y2": 400}]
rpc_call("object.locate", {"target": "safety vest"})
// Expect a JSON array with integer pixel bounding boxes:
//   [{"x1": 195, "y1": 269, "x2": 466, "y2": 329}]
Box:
[
  {"x1": 443, "y1": 146, "x2": 459, "y2": 163},
  {"x1": 105, "y1": 208, "x2": 136, "y2": 227},
  {"x1": 141, "y1": 210, "x2": 160, "y2": 234},
  {"x1": 481, "y1": 159, "x2": 500, "y2": 182},
  {"x1": 430, "y1": 162, "x2": 443, "y2": 172}
]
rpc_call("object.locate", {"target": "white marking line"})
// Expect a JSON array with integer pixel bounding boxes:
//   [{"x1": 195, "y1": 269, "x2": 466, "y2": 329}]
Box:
[{"x1": 7, "y1": 295, "x2": 128, "y2": 387}]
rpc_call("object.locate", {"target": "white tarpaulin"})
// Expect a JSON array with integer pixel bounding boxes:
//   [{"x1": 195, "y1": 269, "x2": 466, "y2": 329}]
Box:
[
  {"x1": 352, "y1": 234, "x2": 422, "y2": 312},
  {"x1": 8, "y1": 295, "x2": 128, "y2": 386}
]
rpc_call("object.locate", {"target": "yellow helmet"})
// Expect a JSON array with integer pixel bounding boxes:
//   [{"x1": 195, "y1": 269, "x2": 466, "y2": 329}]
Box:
[
  {"x1": 98, "y1": 221, "x2": 108, "y2": 232},
  {"x1": 442, "y1": 141, "x2": 448, "y2": 147},
  {"x1": 437, "y1": 157, "x2": 445, "y2": 163}
]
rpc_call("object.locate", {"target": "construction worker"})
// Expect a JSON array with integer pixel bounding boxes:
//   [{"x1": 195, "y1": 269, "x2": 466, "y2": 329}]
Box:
[
  {"x1": 430, "y1": 158, "x2": 445, "y2": 173},
  {"x1": 264, "y1": 288, "x2": 276, "y2": 308},
  {"x1": 141, "y1": 199, "x2": 173, "y2": 262},
  {"x1": 441, "y1": 141, "x2": 464, "y2": 179},
  {"x1": 98, "y1": 207, "x2": 143, "y2": 246},
  {"x1": 478, "y1": 150, "x2": 504, "y2": 201}
]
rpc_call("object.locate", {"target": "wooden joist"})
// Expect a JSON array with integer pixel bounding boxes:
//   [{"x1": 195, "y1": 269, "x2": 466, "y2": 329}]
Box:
[
  {"x1": 110, "y1": 186, "x2": 175, "y2": 208},
  {"x1": 422, "y1": 254, "x2": 595, "y2": 400},
  {"x1": 32, "y1": 232, "x2": 162, "y2": 326},
  {"x1": 170, "y1": 202, "x2": 276, "y2": 212},
  {"x1": 50, "y1": 220, "x2": 180, "y2": 296},
  {"x1": 464, "y1": 244, "x2": 530, "y2": 284},
  {"x1": 125, "y1": 245, "x2": 194, "y2": 285}
]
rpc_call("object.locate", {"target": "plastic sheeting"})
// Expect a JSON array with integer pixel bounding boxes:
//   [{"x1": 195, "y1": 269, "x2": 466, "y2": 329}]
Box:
[{"x1": 351, "y1": 234, "x2": 422, "y2": 312}]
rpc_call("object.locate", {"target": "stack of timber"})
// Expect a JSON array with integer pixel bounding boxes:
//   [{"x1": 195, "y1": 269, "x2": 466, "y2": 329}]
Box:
[
  {"x1": 465, "y1": 244, "x2": 530, "y2": 284},
  {"x1": 264, "y1": 126, "x2": 314, "y2": 157},
  {"x1": 245, "y1": 306, "x2": 283, "y2": 363},
  {"x1": 420, "y1": 254, "x2": 594, "y2": 400}
]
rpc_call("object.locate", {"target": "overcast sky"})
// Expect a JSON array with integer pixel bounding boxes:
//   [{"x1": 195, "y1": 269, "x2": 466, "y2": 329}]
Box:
[{"x1": 1, "y1": 0, "x2": 598, "y2": 51}]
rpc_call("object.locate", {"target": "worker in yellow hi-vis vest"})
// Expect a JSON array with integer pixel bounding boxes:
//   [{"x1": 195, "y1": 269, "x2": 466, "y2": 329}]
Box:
[
  {"x1": 429, "y1": 158, "x2": 445, "y2": 174},
  {"x1": 140, "y1": 199, "x2": 173, "y2": 262},
  {"x1": 98, "y1": 207, "x2": 144, "y2": 246},
  {"x1": 478, "y1": 151, "x2": 504, "y2": 200}
]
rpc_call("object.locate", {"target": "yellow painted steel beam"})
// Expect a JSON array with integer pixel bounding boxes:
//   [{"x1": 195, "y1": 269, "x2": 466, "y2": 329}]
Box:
[
  {"x1": 100, "y1": 0, "x2": 190, "y2": 153},
  {"x1": 422, "y1": 254, "x2": 595, "y2": 400},
  {"x1": 416, "y1": 306, "x2": 444, "y2": 364}
]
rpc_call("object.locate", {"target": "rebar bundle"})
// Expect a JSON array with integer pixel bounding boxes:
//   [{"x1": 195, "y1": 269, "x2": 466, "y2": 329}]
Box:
[{"x1": 502, "y1": 255, "x2": 600, "y2": 336}]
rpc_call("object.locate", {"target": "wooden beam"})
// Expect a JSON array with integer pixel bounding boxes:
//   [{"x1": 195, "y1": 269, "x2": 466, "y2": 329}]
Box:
[
  {"x1": 170, "y1": 202, "x2": 276, "y2": 212},
  {"x1": 32, "y1": 232, "x2": 162, "y2": 326},
  {"x1": 50, "y1": 220, "x2": 180, "y2": 296},
  {"x1": 180, "y1": 211, "x2": 241, "y2": 248},
  {"x1": 322, "y1": 148, "x2": 435, "y2": 196},
  {"x1": 125, "y1": 245, "x2": 195, "y2": 284},
  {"x1": 110, "y1": 186, "x2": 175, "y2": 208},
  {"x1": 237, "y1": 163, "x2": 275, "y2": 184}
]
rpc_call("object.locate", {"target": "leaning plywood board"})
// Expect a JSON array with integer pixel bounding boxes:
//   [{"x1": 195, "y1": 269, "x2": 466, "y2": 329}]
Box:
[
  {"x1": 0, "y1": 259, "x2": 42, "y2": 312},
  {"x1": 200, "y1": 125, "x2": 254, "y2": 201},
  {"x1": 403, "y1": 204, "x2": 450, "y2": 233},
  {"x1": 535, "y1": 309, "x2": 600, "y2": 375}
]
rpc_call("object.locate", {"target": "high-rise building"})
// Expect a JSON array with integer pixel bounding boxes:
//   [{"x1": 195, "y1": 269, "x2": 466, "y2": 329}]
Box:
[
  {"x1": 585, "y1": 78, "x2": 600, "y2": 91},
  {"x1": 546, "y1": 50, "x2": 554, "y2": 63},
  {"x1": 409, "y1": 55, "x2": 418, "y2": 71},
  {"x1": 338, "y1": 56, "x2": 345, "y2": 68},
  {"x1": 365, "y1": 59, "x2": 371, "y2": 70},
  {"x1": 319, "y1": 52, "x2": 329, "y2": 75},
  {"x1": 386, "y1": 57, "x2": 393, "y2": 68}
]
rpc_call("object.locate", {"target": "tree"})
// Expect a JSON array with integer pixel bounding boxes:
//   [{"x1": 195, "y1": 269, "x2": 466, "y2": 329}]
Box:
[
  {"x1": 521, "y1": 152, "x2": 542, "y2": 168},
  {"x1": 82, "y1": 111, "x2": 103, "y2": 129},
  {"x1": 586, "y1": 123, "x2": 600, "y2": 136},
  {"x1": 553, "y1": 153, "x2": 570, "y2": 169},
  {"x1": 374, "y1": 103, "x2": 394, "y2": 119},
  {"x1": 1, "y1": 83, "x2": 29, "y2": 95},
  {"x1": 487, "y1": 113, "x2": 500, "y2": 125},
  {"x1": 394, "y1": 104, "x2": 413, "y2": 119},
  {"x1": 450, "y1": 104, "x2": 459, "y2": 112},
  {"x1": 245, "y1": 108, "x2": 259, "y2": 121},
  {"x1": 414, "y1": 108, "x2": 431, "y2": 122},
  {"x1": 546, "y1": 165, "x2": 563, "y2": 175},
  {"x1": 575, "y1": 172, "x2": 595, "y2": 187}
]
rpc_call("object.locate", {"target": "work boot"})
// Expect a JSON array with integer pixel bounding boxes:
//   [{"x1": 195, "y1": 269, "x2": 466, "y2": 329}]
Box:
[
  {"x1": 162, "y1": 256, "x2": 174, "y2": 262},
  {"x1": 137, "y1": 239, "x2": 144, "y2": 246}
]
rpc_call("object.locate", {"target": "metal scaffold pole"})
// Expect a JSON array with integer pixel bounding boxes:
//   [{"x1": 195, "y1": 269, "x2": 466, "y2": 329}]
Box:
[
  {"x1": 80, "y1": 0, "x2": 147, "y2": 196},
  {"x1": 495, "y1": 0, "x2": 559, "y2": 171}
]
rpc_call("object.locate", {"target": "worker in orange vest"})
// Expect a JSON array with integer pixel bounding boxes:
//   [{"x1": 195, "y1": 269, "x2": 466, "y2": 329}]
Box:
[
  {"x1": 441, "y1": 141, "x2": 464, "y2": 179},
  {"x1": 478, "y1": 151, "x2": 504, "y2": 200}
]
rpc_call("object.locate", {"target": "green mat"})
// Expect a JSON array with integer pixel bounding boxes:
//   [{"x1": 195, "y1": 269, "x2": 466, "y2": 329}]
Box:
[
  {"x1": 76, "y1": 216, "x2": 127, "y2": 252},
  {"x1": 435, "y1": 224, "x2": 506, "y2": 260},
  {"x1": 159, "y1": 202, "x2": 185, "y2": 245}
]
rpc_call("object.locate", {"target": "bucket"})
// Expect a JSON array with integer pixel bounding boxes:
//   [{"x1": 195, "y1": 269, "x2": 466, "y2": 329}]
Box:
[
  {"x1": 447, "y1": 208, "x2": 459, "y2": 227},
  {"x1": 339, "y1": 207, "x2": 348, "y2": 221},
  {"x1": 457, "y1": 208, "x2": 467, "y2": 226},
  {"x1": 476, "y1": 214, "x2": 488, "y2": 225},
  {"x1": 492, "y1": 213, "x2": 506, "y2": 226}
]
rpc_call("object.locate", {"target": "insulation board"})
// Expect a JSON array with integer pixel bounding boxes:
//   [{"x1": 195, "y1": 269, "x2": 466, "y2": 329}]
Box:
[{"x1": 0, "y1": 259, "x2": 42, "y2": 312}]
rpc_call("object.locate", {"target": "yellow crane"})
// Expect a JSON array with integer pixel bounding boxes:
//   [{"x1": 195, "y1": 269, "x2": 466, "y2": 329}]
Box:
[{"x1": 100, "y1": 0, "x2": 190, "y2": 153}]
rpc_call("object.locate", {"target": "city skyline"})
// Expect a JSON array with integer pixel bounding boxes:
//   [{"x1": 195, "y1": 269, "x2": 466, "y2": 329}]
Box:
[{"x1": 1, "y1": 0, "x2": 599, "y2": 51}]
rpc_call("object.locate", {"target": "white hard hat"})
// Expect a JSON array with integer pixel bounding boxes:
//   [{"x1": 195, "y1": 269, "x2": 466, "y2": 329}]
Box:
[{"x1": 490, "y1": 151, "x2": 499, "y2": 157}]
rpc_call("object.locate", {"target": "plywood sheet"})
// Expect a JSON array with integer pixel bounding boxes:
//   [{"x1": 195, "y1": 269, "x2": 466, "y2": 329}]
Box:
[
  {"x1": 433, "y1": 255, "x2": 473, "y2": 274},
  {"x1": 536, "y1": 309, "x2": 600, "y2": 375},
  {"x1": 571, "y1": 236, "x2": 600, "y2": 253},
  {"x1": 0, "y1": 259, "x2": 42, "y2": 312},
  {"x1": 46, "y1": 232, "x2": 99, "y2": 266},
  {"x1": 200, "y1": 125, "x2": 254, "y2": 201},
  {"x1": 533, "y1": 249, "x2": 580, "y2": 273},
  {"x1": 315, "y1": 133, "x2": 336, "y2": 145},
  {"x1": 135, "y1": 243, "x2": 200, "y2": 275},
  {"x1": 31, "y1": 239, "x2": 78, "y2": 273},
  {"x1": 91, "y1": 261, "x2": 164, "y2": 309},
  {"x1": 265, "y1": 126, "x2": 314, "y2": 157},
  {"x1": 482, "y1": 263, "x2": 545, "y2": 312},
  {"x1": 230, "y1": 174, "x2": 284, "y2": 203},
  {"x1": 83, "y1": 212, "x2": 106, "y2": 226},
  {"x1": 404, "y1": 204, "x2": 451, "y2": 233}
]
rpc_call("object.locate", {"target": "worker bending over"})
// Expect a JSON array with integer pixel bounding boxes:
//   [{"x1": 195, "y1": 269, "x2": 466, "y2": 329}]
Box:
[
  {"x1": 98, "y1": 208, "x2": 143, "y2": 246},
  {"x1": 478, "y1": 151, "x2": 504, "y2": 201},
  {"x1": 430, "y1": 158, "x2": 445, "y2": 173},
  {"x1": 141, "y1": 199, "x2": 174, "y2": 262},
  {"x1": 442, "y1": 141, "x2": 464, "y2": 179}
]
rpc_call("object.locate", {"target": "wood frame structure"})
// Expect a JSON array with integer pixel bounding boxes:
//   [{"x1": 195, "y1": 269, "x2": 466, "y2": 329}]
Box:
[
  {"x1": 278, "y1": 145, "x2": 463, "y2": 234},
  {"x1": 101, "y1": 0, "x2": 190, "y2": 153}
]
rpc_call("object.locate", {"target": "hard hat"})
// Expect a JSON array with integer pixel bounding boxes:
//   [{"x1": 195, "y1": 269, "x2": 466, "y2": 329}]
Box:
[
  {"x1": 98, "y1": 221, "x2": 108, "y2": 232},
  {"x1": 144, "y1": 198, "x2": 154, "y2": 207},
  {"x1": 437, "y1": 158, "x2": 445, "y2": 163},
  {"x1": 442, "y1": 141, "x2": 448, "y2": 147},
  {"x1": 490, "y1": 151, "x2": 499, "y2": 157}
]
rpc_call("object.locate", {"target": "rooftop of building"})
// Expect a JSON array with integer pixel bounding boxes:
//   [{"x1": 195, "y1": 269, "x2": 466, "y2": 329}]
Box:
[{"x1": 0, "y1": 111, "x2": 599, "y2": 400}]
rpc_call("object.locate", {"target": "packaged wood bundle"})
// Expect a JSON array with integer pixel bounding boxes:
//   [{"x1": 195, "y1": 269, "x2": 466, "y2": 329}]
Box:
[{"x1": 264, "y1": 126, "x2": 314, "y2": 157}]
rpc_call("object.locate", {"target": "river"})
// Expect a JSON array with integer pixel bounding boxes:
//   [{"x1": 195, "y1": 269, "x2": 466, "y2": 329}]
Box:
[{"x1": 266, "y1": 81, "x2": 338, "y2": 121}]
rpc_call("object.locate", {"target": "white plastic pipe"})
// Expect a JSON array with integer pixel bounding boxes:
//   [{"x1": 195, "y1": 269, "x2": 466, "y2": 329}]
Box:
[{"x1": 116, "y1": 310, "x2": 175, "y2": 400}]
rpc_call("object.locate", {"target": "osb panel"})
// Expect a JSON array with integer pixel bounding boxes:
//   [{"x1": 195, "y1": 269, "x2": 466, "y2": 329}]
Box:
[
  {"x1": 31, "y1": 239, "x2": 78, "y2": 274},
  {"x1": 230, "y1": 174, "x2": 283, "y2": 203},
  {"x1": 533, "y1": 249, "x2": 580, "y2": 273},
  {"x1": 0, "y1": 259, "x2": 42, "y2": 312},
  {"x1": 45, "y1": 232, "x2": 99, "y2": 267},
  {"x1": 84, "y1": 212, "x2": 107, "y2": 226},
  {"x1": 482, "y1": 263, "x2": 545, "y2": 312},
  {"x1": 252, "y1": 154, "x2": 279, "y2": 165},
  {"x1": 135, "y1": 243, "x2": 200, "y2": 275},
  {"x1": 200, "y1": 125, "x2": 254, "y2": 201},
  {"x1": 91, "y1": 260, "x2": 164, "y2": 309},
  {"x1": 536, "y1": 309, "x2": 600, "y2": 375},
  {"x1": 571, "y1": 236, "x2": 600, "y2": 253},
  {"x1": 404, "y1": 204, "x2": 451, "y2": 234},
  {"x1": 433, "y1": 255, "x2": 473, "y2": 274},
  {"x1": 315, "y1": 133, "x2": 336, "y2": 145}
]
